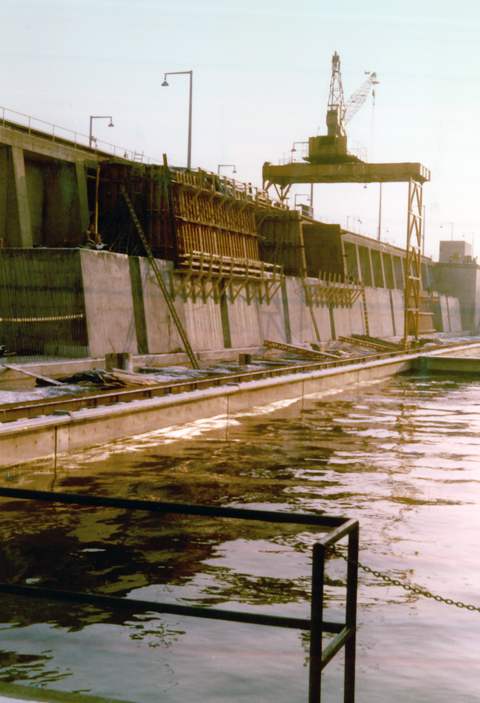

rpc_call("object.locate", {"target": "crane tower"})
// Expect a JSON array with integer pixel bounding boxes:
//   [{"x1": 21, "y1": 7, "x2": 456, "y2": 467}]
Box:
[{"x1": 308, "y1": 52, "x2": 378, "y2": 164}]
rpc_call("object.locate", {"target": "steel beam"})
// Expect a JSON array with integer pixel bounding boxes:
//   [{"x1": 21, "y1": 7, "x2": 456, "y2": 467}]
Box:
[{"x1": 263, "y1": 161, "x2": 430, "y2": 194}]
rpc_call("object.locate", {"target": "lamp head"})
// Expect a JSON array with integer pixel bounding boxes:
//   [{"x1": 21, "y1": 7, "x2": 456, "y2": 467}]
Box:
[
  {"x1": 233, "y1": 167, "x2": 237, "y2": 174},
  {"x1": 162, "y1": 79, "x2": 169, "y2": 87},
  {"x1": 108, "y1": 120, "x2": 114, "y2": 127}
]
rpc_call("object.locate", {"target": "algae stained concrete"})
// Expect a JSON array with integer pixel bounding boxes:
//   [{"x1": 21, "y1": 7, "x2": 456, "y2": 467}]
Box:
[
  {"x1": 80, "y1": 250, "x2": 138, "y2": 358},
  {"x1": 0, "y1": 248, "x2": 88, "y2": 357}
]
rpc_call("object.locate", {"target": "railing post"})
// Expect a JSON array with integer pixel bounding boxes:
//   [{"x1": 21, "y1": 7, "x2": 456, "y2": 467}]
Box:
[
  {"x1": 344, "y1": 524, "x2": 359, "y2": 703},
  {"x1": 309, "y1": 541, "x2": 325, "y2": 703}
]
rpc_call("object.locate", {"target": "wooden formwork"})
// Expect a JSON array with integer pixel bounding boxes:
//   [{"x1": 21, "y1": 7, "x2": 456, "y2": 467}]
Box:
[{"x1": 98, "y1": 162, "x2": 268, "y2": 269}]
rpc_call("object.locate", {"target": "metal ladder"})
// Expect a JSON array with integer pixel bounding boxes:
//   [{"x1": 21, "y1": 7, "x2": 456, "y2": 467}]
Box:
[
  {"x1": 120, "y1": 184, "x2": 200, "y2": 370},
  {"x1": 360, "y1": 286, "x2": 370, "y2": 336}
]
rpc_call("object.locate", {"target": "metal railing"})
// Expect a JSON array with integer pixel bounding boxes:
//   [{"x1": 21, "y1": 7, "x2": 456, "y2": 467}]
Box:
[
  {"x1": 0, "y1": 106, "x2": 162, "y2": 165},
  {"x1": 0, "y1": 487, "x2": 358, "y2": 703}
]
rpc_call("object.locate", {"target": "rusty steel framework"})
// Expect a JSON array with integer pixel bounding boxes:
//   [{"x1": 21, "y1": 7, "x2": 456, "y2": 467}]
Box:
[
  {"x1": 403, "y1": 179, "x2": 423, "y2": 344},
  {"x1": 303, "y1": 272, "x2": 363, "y2": 309},
  {"x1": 172, "y1": 252, "x2": 284, "y2": 306}
]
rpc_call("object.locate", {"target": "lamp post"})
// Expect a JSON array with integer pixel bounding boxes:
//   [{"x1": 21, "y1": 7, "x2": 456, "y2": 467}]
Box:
[
  {"x1": 294, "y1": 193, "x2": 311, "y2": 207},
  {"x1": 162, "y1": 70, "x2": 193, "y2": 169},
  {"x1": 347, "y1": 215, "x2": 361, "y2": 232},
  {"x1": 89, "y1": 116, "x2": 114, "y2": 147},
  {"x1": 440, "y1": 222, "x2": 453, "y2": 241},
  {"x1": 218, "y1": 165, "x2": 236, "y2": 174}
]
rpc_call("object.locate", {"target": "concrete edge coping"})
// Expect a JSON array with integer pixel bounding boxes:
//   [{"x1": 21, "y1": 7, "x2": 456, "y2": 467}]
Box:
[
  {"x1": 0, "y1": 343, "x2": 477, "y2": 439},
  {"x1": 0, "y1": 353, "x2": 416, "y2": 437},
  {"x1": 0, "y1": 414, "x2": 71, "y2": 437},
  {"x1": 0, "y1": 679, "x2": 133, "y2": 703}
]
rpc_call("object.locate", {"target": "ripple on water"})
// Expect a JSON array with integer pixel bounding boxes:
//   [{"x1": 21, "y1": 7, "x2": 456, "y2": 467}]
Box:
[{"x1": 0, "y1": 373, "x2": 480, "y2": 702}]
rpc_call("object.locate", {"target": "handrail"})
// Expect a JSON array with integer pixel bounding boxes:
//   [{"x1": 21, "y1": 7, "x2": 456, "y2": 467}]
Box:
[
  {"x1": 0, "y1": 105, "x2": 162, "y2": 165},
  {"x1": 0, "y1": 487, "x2": 359, "y2": 703}
]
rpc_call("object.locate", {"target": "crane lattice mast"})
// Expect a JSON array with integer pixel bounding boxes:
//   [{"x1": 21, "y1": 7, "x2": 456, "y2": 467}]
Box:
[{"x1": 326, "y1": 52, "x2": 345, "y2": 138}]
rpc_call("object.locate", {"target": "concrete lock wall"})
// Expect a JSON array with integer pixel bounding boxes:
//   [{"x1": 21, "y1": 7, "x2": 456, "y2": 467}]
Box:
[
  {"x1": 0, "y1": 249, "x2": 467, "y2": 362},
  {"x1": 0, "y1": 248, "x2": 88, "y2": 357}
]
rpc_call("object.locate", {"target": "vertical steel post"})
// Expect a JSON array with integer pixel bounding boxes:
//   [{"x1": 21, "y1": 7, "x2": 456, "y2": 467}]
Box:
[
  {"x1": 344, "y1": 524, "x2": 359, "y2": 703},
  {"x1": 309, "y1": 542, "x2": 325, "y2": 703}
]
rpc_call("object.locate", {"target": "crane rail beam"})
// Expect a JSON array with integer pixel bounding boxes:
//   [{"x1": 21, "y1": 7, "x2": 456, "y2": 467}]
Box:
[{"x1": 263, "y1": 162, "x2": 430, "y2": 188}]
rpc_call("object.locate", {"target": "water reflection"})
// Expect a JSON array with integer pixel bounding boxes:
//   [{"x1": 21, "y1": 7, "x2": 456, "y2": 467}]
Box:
[{"x1": 0, "y1": 373, "x2": 479, "y2": 702}]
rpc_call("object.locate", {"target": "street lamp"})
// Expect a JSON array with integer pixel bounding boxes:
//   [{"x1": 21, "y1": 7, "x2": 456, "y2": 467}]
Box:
[
  {"x1": 294, "y1": 193, "x2": 311, "y2": 207},
  {"x1": 218, "y1": 165, "x2": 236, "y2": 174},
  {"x1": 347, "y1": 215, "x2": 361, "y2": 232},
  {"x1": 291, "y1": 141, "x2": 308, "y2": 154},
  {"x1": 162, "y1": 70, "x2": 193, "y2": 169},
  {"x1": 89, "y1": 116, "x2": 114, "y2": 147},
  {"x1": 440, "y1": 222, "x2": 453, "y2": 241}
]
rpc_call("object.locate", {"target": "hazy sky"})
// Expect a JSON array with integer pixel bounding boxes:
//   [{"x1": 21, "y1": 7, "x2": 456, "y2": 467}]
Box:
[{"x1": 1, "y1": 0, "x2": 479, "y2": 259}]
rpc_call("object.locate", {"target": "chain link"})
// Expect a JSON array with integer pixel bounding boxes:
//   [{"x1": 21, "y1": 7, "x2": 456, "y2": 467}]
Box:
[{"x1": 329, "y1": 548, "x2": 480, "y2": 613}]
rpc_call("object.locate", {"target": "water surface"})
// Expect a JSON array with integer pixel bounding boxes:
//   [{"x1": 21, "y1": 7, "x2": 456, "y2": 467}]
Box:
[{"x1": 0, "y1": 373, "x2": 479, "y2": 702}]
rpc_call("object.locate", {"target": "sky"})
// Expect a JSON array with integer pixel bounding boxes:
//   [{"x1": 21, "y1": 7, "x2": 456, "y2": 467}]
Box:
[{"x1": 1, "y1": 0, "x2": 480, "y2": 260}]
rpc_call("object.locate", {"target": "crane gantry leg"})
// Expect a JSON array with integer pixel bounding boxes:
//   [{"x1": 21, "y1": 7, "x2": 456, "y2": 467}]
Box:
[{"x1": 402, "y1": 178, "x2": 423, "y2": 347}]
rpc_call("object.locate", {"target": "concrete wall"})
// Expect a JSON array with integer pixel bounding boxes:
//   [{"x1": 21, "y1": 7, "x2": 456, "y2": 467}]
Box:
[
  {"x1": 434, "y1": 295, "x2": 463, "y2": 333},
  {"x1": 436, "y1": 263, "x2": 480, "y2": 332},
  {"x1": 129, "y1": 257, "x2": 191, "y2": 355},
  {"x1": 80, "y1": 250, "x2": 138, "y2": 358},
  {"x1": 0, "y1": 126, "x2": 97, "y2": 248},
  {"x1": 363, "y1": 287, "x2": 395, "y2": 338},
  {"x1": 0, "y1": 248, "x2": 88, "y2": 357},
  {"x1": 390, "y1": 290, "x2": 405, "y2": 338},
  {"x1": 257, "y1": 284, "x2": 288, "y2": 344},
  {"x1": 0, "y1": 249, "x2": 467, "y2": 362},
  {"x1": 226, "y1": 286, "x2": 263, "y2": 348}
]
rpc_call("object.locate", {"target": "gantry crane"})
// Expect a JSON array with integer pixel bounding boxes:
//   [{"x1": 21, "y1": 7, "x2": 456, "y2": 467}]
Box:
[{"x1": 262, "y1": 52, "x2": 430, "y2": 347}]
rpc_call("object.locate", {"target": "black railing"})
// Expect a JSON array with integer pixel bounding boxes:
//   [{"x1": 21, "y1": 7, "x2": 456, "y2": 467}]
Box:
[{"x1": 0, "y1": 487, "x2": 359, "y2": 703}]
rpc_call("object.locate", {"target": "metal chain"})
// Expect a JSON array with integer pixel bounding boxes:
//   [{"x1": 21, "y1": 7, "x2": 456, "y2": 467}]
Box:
[{"x1": 330, "y1": 548, "x2": 480, "y2": 613}]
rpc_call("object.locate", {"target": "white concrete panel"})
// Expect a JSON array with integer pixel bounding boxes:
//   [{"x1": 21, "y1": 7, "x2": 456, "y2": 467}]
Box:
[
  {"x1": 138, "y1": 259, "x2": 188, "y2": 354},
  {"x1": 183, "y1": 296, "x2": 224, "y2": 351},
  {"x1": 226, "y1": 287, "x2": 262, "y2": 348},
  {"x1": 257, "y1": 285, "x2": 288, "y2": 343},
  {"x1": 447, "y1": 296, "x2": 463, "y2": 332},
  {"x1": 364, "y1": 287, "x2": 394, "y2": 338},
  {"x1": 284, "y1": 277, "x2": 318, "y2": 345},
  {"x1": 80, "y1": 250, "x2": 138, "y2": 358}
]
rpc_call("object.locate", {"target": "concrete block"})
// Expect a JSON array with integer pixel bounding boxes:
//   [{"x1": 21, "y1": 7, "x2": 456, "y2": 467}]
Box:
[
  {"x1": 447, "y1": 296, "x2": 462, "y2": 333},
  {"x1": 226, "y1": 287, "x2": 262, "y2": 348},
  {"x1": 133, "y1": 258, "x2": 188, "y2": 354},
  {"x1": 364, "y1": 287, "x2": 394, "y2": 338},
  {"x1": 80, "y1": 250, "x2": 138, "y2": 358},
  {"x1": 184, "y1": 296, "x2": 224, "y2": 352},
  {"x1": 257, "y1": 283, "x2": 288, "y2": 343},
  {"x1": 391, "y1": 290, "x2": 405, "y2": 337},
  {"x1": 284, "y1": 277, "x2": 326, "y2": 344}
]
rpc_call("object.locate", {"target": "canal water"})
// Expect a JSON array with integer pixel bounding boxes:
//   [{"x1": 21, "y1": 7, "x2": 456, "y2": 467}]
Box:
[{"x1": 0, "y1": 371, "x2": 479, "y2": 702}]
